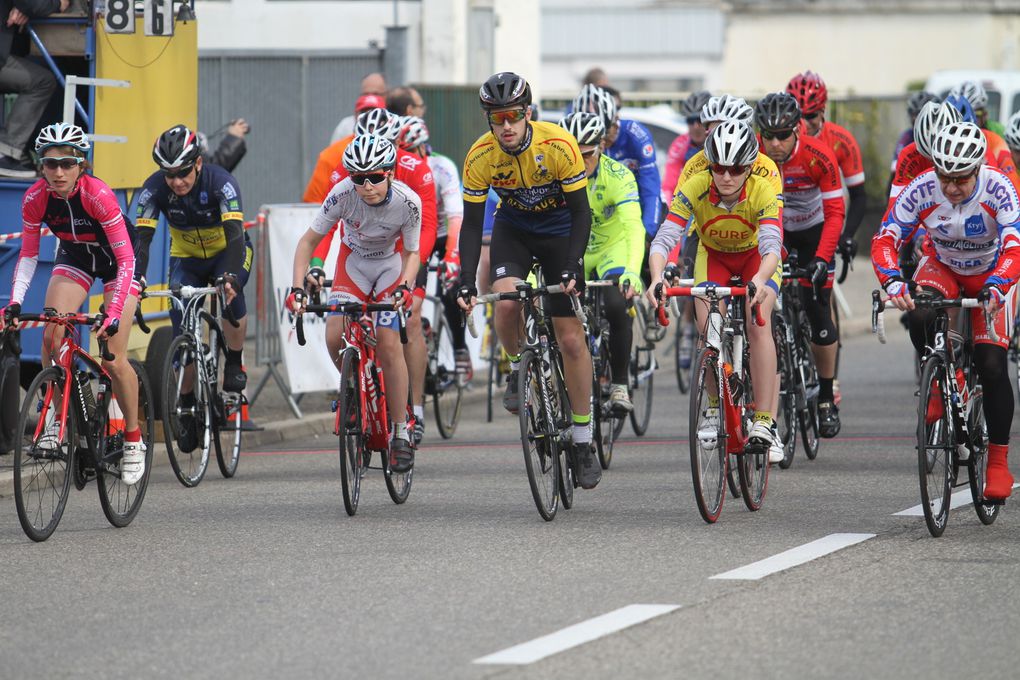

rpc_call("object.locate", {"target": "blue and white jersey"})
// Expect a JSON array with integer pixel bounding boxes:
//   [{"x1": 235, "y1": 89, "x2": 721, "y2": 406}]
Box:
[{"x1": 607, "y1": 119, "x2": 661, "y2": 236}]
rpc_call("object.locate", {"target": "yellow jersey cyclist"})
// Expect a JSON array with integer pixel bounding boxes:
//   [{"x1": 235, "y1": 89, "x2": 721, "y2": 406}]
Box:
[
  {"x1": 135, "y1": 125, "x2": 252, "y2": 451},
  {"x1": 560, "y1": 111, "x2": 645, "y2": 414},
  {"x1": 648, "y1": 119, "x2": 783, "y2": 461},
  {"x1": 455, "y1": 71, "x2": 601, "y2": 490}
]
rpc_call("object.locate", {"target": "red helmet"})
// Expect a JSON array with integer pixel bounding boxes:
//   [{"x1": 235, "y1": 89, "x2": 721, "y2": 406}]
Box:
[{"x1": 786, "y1": 71, "x2": 828, "y2": 115}]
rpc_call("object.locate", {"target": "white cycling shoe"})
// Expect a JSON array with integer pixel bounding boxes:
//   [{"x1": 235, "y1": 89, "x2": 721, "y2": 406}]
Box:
[{"x1": 121, "y1": 441, "x2": 146, "y2": 486}]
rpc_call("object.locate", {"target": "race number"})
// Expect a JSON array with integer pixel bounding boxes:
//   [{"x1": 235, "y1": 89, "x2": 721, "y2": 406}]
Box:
[
  {"x1": 144, "y1": 0, "x2": 174, "y2": 36},
  {"x1": 104, "y1": 0, "x2": 135, "y2": 34}
]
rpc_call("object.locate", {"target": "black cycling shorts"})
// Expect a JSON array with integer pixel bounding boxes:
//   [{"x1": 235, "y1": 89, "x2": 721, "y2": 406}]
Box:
[{"x1": 490, "y1": 220, "x2": 574, "y2": 317}]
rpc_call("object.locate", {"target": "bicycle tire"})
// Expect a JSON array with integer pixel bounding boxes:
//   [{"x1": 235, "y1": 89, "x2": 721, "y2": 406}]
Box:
[
  {"x1": 161, "y1": 334, "x2": 211, "y2": 487},
  {"x1": 737, "y1": 357, "x2": 768, "y2": 511},
  {"x1": 673, "y1": 300, "x2": 691, "y2": 394},
  {"x1": 98, "y1": 360, "x2": 154, "y2": 528},
  {"x1": 965, "y1": 388, "x2": 999, "y2": 525},
  {"x1": 629, "y1": 342, "x2": 654, "y2": 436},
  {"x1": 519, "y1": 349, "x2": 559, "y2": 521},
  {"x1": 385, "y1": 395, "x2": 414, "y2": 506},
  {"x1": 14, "y1": 367, "x2": 73, "y2": 542},
  {"x1": 485, "y1": 306, "x2": 498, "y2": 423},
  {"x1": 430, "y1": 308, "x2": 463, "y2": 439},
  {"x1": 336, "y1": 348, "x2": 364, "y2": 515},
  {"x1": 917, "y1": 354, "x2": 953, "y2": 537},
  {"x1": 553, "y1": 363, "x2": 575, "y2": 509},
  {"x1": 796, "y1": 319, "x2": 820, "y2": 460},
  {"x1": 690, "y1": 347, "x2": 726, "y2": 523},
  {"x1": 201, "y1": 312, "x2": 242, "y2": 479},
  {"x1": 592, "y1": 338, "x2": 613, "y2": 470},
  {"x1": 774, "y1": 314, "x2": 797, "y2": 469}
]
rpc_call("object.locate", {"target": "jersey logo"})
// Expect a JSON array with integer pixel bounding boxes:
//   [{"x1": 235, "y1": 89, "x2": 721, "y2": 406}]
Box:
[
  {"x1": 221, "y1": 183, "x2": 238, "y2": 200},
  {"x1": 642, "y1": 144, "x2": 654, "y2": 158},
  {"x1": 492, "y1": 171, "x2": 515, "y2": 187},
  {"x1": 965, "y1": 214, "x2": 986, "y2": 237},
  {"x1": 536, "y1": 154, "x2": 544, "y2": 163},
  {"x1": 532, "y1": 167, "x2": 550, "y2": 182},
  {"x1": 398, "y1": 155, "x2": 422, "y2": 171}
]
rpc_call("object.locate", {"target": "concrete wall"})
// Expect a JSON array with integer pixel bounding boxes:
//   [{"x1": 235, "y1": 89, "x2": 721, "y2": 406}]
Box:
[{"x1": 722, "y1": 11, "x2": 1020, "y2": 97}]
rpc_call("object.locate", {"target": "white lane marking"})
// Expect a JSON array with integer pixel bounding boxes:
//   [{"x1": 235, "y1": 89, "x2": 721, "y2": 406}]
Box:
[
  {"x1": 709, "y1": 533, "x2": 876, "y2": 581},
  {"x1": 473, "y1": 604, "x2": 681, "y2": 665},
  {"x1": 893, "y1": 483, "x2": 1020, "y2": 516}
]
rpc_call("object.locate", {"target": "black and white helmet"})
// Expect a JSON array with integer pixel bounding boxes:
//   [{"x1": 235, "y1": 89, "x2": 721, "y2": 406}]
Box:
[
  {"x1": 343, "y1": 135, "x2": 397, "y2": 174},
  {"x1": 479, "y1": 72, "x2": 532, "y2": 111},
  {"x1": 397, "y1": 116, "x2": 430, "y2": 150},
  {"x1": 701, "y1": 94, "x2": 754, "y2": 125},
  {"x1": 35, "y1": 122, "x2": 90, "y2": 153},
  {"x1": 355, "y1": 108, "x2": 402, "y2": 141},
  {"x1": 754, "y1": 92, "x2": 801, "y2": 132},
  {"x1": 573, "y1": 84, "x2": 618, "y2": 130},
  {"x1": 704, "y1": 119, "x2": 760, "y2": 167},
  {"x1": 913, "y1": 102, "x2": 962, "y2": 160},
  {"x1": 153, "y1": 124, "x2": 201, "y2": 169},
  {"x1": 559, "y1": 112, "x2": 605, "y2": 147},
  {"x1": 907, "y1": 90, "x2": 940, "y2": 120},
  {"x1": 1004, "y1": 111, "x2": 1020, "y2": 152},
  {"x1": 930, "y1": 122, "x2": 987, "y2": 175},
  {"x1": 953, "y1": 81, "x2": 989, "y2": 111},
  {"x1": 680, "y1": 90, "x2": 712, "y2": 119}
]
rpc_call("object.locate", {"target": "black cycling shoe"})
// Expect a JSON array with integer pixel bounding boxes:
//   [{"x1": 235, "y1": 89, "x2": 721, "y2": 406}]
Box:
[
  {"x1": 575, "y1": 442, "x2": 602, "y2": 490},
  {"x1": 389, "y1": 437, "x2": 414, "y2": 473},
  {"x1": 223, "y1": 362, "x2": 247, "y2": 394},
  {"x1": 412, "y1": 418, "x2": 425, "y2": 447},
  {"x1": 818, "y1": 401, "x2": 841, "y2": 438},
  {"x1": 503, "y1": 370, "x2": 520, "y2": 413}
]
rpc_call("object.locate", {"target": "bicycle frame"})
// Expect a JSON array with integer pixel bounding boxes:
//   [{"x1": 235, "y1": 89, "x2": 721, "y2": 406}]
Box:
[{"x1": 344, "y1": 312, "x2": 390, "y2": 452}]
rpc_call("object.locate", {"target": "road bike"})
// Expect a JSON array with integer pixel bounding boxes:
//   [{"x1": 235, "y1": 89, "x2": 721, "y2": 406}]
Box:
[
  {"x1": 297, "y1": 297, "x2": 414, "y2": 516},
  {"x1": 10, "y1": 310, "x2": 154, "y2": 541},
  {"x1": 658, "y1": 281, "x2": 769, "y2": 523},
  {"x1": 144, "y1": 285, "x2": 243, "y2": 487},
  {"x1": 873, "y1": 290, "x2": 999, "y2": 537},
  {"x1": 582, "y1": 279, "x2": 626, "y2": 470}
]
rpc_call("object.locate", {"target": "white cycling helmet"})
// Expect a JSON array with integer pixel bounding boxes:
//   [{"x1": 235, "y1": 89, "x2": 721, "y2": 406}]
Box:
[
  {"x1": 355, "y1": 108, "x2": 402, "y2": 141},
  {"x1": 953, "y1": 81, "x2": 989, "y2": 111},
  {"x1": 701, "y1": 94, "x2": 754, "y2": 125},
  {"x1": 704, "y1": 119, "x2": 759, "y2": 167},
  {"x1": 559, "y1": 111, "x2": 605, "y2": 147},
  {"x1": 342, "y1": 135, "x2": 397, "y2": 173},
  {"x1": 913, "y1": 102, "x2": 962, "y2": 160},
  {"x1": 930, "y1": 122, "x2": 987, "y2": 175},
  {"x1": 1004, "y1": 111, "x2": 1020, "y2": 151},
  {"x1": 35, "y1": 122, "x2": 90, "y2": 153},
  {"x1": 397, "y1": 116, "x2": 430, "y2": 150},
  {"x1": 573, "y1": 84, "x2": 618, "y2": 130}
]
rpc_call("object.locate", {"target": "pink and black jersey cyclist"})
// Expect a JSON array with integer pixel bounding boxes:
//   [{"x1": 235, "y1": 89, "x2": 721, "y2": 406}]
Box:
[
  {"x1": 872, "y1": 122, "x2": 1020, "y2": 502},
  {"x1": 2, "y1": 123, "x2": 146, "y2": 485}
]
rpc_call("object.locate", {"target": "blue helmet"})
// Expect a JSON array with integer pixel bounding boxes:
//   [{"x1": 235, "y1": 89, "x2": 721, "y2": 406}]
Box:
[{"x1": 943, "y1": 92, "x2": 976, "y2": 124}]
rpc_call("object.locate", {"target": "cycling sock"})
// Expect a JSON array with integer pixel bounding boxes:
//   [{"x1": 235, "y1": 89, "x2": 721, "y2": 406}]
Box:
[
  {"x1": 509, "y1": 354, "x2": 521, "y2": 372},
  {"x1": 413, "y1": 404, "x2": 424, "y2": 420},
  {"x1": 125, "y1": 428, "x2": 141, "y2": 443},
  {"x1": 180, "y1": 391, "x2": 196, "y2": 407},
  {"x1": 819, "y1": 377, "x2": 834, "y2": 403},
  {"x1": 707, "y1": 395, "x2": 720, "y2": 408},
  {"x1": 572, "y1": 412, "x2": 591, "y2": 444},
  {"x1": 226, "y1": 348, "x2": 242, "y2": 365},
  {"x1": 611, "y1": 383, "x2": 628, "y2": 393},
  {"x1": 753, "y1": 411, "x2": 773, "y2": 425},
  {"x1": 393, "y1": 421, "x2": 410, "y2": 441}
]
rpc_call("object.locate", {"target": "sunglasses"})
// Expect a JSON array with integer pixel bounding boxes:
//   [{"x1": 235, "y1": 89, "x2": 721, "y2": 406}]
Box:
[
  {"x1": 685, "y1": 116, "x2": 701, "y2": 126},
  {"x1": 487, "y1": 109, "x2": 527, "y2": 126},
  {"x1": 936, "y1": 170, "x2": 977, "y2": 186},
  {"x1": 760, "y1": 128, "x2": 795, "y2": 141},
  {"x1": 41, "y1": 156, "x2": 83, "y2": 171},
  {"x1": 803, "y1": 111, "x2": 822, "y2": 121},
  {"x1": 581, "y1": 148, "x2": 600, "y2": 158},
  {"x1": 711, "y1": 163, "x2": 750, "y2": 177},
  {"x1": 350, "y1": 172, "x2": 388, "y2": 186},
  {"x1": 162, "y1": 165, "x2": 195, "y2": 179}
]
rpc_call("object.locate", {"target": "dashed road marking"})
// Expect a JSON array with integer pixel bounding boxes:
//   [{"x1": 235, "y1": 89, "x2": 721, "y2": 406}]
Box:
[{"x1": 709, "y1": 533, "x2": 876, "y2": 581}]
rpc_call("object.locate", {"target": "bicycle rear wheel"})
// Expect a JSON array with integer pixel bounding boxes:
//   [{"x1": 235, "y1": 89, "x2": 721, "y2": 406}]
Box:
[
  {"x1": 430, "y1": 309, "x2": 463, "y2": 439},
  {"x1": 162, "y1": 334, "x2": 211, "y2": 487},
  {"x1": 796, "y1": 320, "x2": 820, "y2": 460},
  {"x1": 335, "y1": 349, "x2": 364, "y2": 515},
  {"x1": 917, "y1": 355, "x2": 953, "y2": 537},
  {"x1": 629, "y1": 340, "x2": 655, "y2": 436},
  {"x1": 737, "y1": 362, "x2": 768, "y2": 511},
  {"x1": 14, "y1": 367, "x2": 73, "y2": 542},
  {"x1": 519, "y1": 349, "x2": 560, "y2": 521},
  {"x1": 965, "y1": 389, "x2": 999, "y2": 525},
  {"x1": 673, "y1": 299, "x2": 691, "y2": 394},
  {"x1": 774, "y1": 315, "x2": 796, "y2": 469},
  {"x1": 553, "y1": 365, "x2": 575, "y2": 509},
  {"x1": 98, "y1": 360, "x2": 154, "y2": 528},
  {"x1": 690, "y1": 348, "x2": 726, "y2": 523}
]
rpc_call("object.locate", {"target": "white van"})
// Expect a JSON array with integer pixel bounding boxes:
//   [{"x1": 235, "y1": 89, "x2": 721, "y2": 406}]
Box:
[{"x1": 924, "y1": 70, "x2": 1020, "y2": 124}]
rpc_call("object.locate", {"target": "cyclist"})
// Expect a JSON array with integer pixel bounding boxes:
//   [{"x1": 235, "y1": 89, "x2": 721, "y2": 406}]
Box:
[
  {"x1": 574, "y1": 84, "x2": 661, "y2": 236},
  {"x1": 306, "y1": 94, "x2": 386, "y2": 203},
  {"x1": 3, "y1": 123, "x2": 145, "y2": 485},
  {"x1": 1007, "y1": 111, "x2": 1020, "y2": 170},
  {"x1": 872, "y1": 121, "x2": 1019, "y2": 502},
  {"x1": 756, "y1": 92, "x2": 845, "y2": 437},
  {"x1": 135, "y1": 124, "x2": 252, "y2": 452},
  {"x1": 786, "y1": 71, "x2": 866, "y2": 266},
  {"x1": 455, "y1": 71, "x2": 601, "y2": 490},
  {"x1": 397, "y1": 115, "x2": 472, "y2": 379},
  {"x1": 649, "y1": 119, "x2": 782, "y2": 460},
  {"x1": 946, "y1": 93, "x2": 1020, "y2": 190},
  {"x1": 890, "y1": 91, "x2": 940, "y2": 176},
  {"x1": 951, "y1": 80, "x2": 1006, "y2": 137},
  {"x1": 661, "y1": 90, "x2": 712, "y2": 204},
  {"x1": 306, "y1": 107, "x2": 438, "y2": 445},
  {"x1": 287, "y1": 135, "x2": 422, "y2": 473},
  {"x1": 560, "y1": 111, "x2": 645, "y2": 413}
]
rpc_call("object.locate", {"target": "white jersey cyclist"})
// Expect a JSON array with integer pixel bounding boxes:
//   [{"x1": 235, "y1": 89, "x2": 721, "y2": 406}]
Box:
[{"x1": 426, "y1": 151, "x2": 462, "y2": 240}]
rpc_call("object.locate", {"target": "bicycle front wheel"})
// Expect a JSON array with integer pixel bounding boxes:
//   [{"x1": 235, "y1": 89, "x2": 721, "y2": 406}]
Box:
[
  {"x1": 336, "y1": 348, "x2": 364, "y2": 515},
  {"x1": 965, "y1": 389, "x2": 999, "y2": 525},
  {"x1": 917, "y1": 355, "x2": 953, "y2": 537},
  {"x1": 796, "y1": 319, "x2": 820, "y2": 460},
  {"x1": 430, "y1": 309, "x2": 463, "y2": 439},
  {"x1": 385, "y1": 391, "x2": 414, "y2": 506},
  {"x1": 592, "y1": 339, "x2": 614, "y2": 470},
  {"x1": 629, "y1": 341, "x2": 655, "y2": 436},
  {"x1": 673, "y1": 300, "x2": 691, "y2": 394},
  {"x1": 98, "y1": 360, "x2": 154, "y2": 528},
  {"x1": 14, "y1": 367, "x2": 73, "y2": 542},
  {"x1": 162, "y1": 334, "x2": 211, "y2": 487},
  {"x1": 519, "y1": 349, "x2": 560, "y2": 521},
  {"x1": 774, "y1": 315, "x2": 796, "y2": 469},
  {"x1": 690, "y1": 348, "x2": 726, "y2": 523}
]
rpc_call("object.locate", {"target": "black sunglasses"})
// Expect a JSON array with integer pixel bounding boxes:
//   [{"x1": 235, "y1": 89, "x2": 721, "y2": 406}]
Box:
[
  {"x1": 162, "y1": 165, "x2": 195, "y2": 179},
  {"x1": 760, "y1": 128, "x2": 795, "y2": 141},
  {"x1": 41, "y1": 156, "x2": 83, "y2": 171},
  {"x1": 803, "y1": 111, "x2": 822, "y2": 121},
  {"x1": 350, "y1": 172, "x2": 388, "y2": 186}
]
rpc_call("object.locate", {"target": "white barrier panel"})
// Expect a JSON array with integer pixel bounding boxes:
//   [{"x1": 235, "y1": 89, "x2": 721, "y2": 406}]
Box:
[{"x1": 265, "y1": 203, "x2": 342, "y2": 395}]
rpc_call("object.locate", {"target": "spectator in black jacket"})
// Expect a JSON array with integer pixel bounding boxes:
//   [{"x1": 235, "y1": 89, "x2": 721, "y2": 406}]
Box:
[
  {"x1": 0, "y1": 0, "x2": 67, "y2": 178},
  {"x1": 197, "y1": 118, "x2": 249, "y2": 173}
]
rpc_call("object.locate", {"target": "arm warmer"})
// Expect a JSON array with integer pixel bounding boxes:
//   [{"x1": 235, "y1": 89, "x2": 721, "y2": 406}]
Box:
[
  {"x1": 564, "y1": 188, "x2": 593, "y2": 274},
  {"x1": 842, "y1": 183, "x2": 867, "y2": 240},
  {"x1": 458, "y1": 200, "x2": 487, "y2": 290}
]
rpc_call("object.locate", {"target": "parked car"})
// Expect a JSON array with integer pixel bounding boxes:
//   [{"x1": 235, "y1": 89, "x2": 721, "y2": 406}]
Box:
[{"x1": 925, "y1": 70, "x2": 1020, "y2": 124}]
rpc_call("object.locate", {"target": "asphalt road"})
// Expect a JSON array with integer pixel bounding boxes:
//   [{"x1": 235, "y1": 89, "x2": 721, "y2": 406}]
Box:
[{"x1": 1, "y1": 328, "x2": 1018, "y2": 680}]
